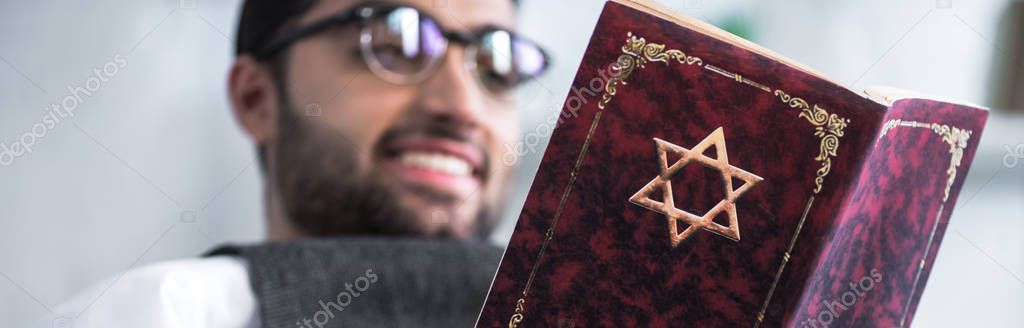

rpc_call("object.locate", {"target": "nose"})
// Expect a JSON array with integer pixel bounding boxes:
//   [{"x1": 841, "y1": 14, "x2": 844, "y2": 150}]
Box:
[{"x1": 414, "y1": 45, "x2": 487, "y2": 128}]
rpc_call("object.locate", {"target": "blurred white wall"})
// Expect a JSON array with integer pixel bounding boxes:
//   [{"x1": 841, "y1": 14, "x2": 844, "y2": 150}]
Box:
[
  {"x1": 0, "y1": 0, "x2": 262, "y2": 325},
  {"x1": 1, "y1": 0, "x2": 1020, "y2": 327}
]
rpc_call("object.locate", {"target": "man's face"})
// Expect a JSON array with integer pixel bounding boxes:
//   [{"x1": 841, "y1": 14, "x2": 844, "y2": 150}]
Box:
[{"x1": 267, "y1": 0, "x2": 520, "y2": 239}]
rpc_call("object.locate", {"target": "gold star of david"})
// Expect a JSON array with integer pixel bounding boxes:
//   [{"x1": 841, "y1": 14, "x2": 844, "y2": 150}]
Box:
[{"x1": 629, "y1": 127, "x2": 764, "y2": 247}]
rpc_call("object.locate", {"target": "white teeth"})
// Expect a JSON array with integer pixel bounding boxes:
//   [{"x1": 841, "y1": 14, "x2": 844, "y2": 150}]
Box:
[{"x1": 398, "y1": 151, "x2": 473, "y2": 177}]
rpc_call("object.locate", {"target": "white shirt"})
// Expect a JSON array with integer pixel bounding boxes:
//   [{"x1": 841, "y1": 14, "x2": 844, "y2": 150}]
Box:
[{"x1": 49, "y1": 256, "x2": 260, "y2": 328}]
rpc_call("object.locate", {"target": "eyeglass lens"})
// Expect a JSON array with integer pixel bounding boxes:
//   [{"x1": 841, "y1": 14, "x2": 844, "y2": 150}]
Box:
[{"x1": 360, "y1": 6, "x2": 547, "y2": 94}]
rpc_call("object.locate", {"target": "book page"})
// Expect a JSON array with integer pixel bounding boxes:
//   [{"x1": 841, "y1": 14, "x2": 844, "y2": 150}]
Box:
[
  {"x1": 612, "y1": 0, "x2": 845, "y2": 87},
  {"x1": 613, "y1": 0, "x2": 987, "y2": 109}
]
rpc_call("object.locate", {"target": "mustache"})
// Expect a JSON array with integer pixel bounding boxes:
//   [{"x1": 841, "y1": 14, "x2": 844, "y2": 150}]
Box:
[
  {"x1": 378, "y1": 119, "x2": 474, "y2": 144},
  {"x1": 375, "y1": 119, "x2": 491, "y2": 174}
]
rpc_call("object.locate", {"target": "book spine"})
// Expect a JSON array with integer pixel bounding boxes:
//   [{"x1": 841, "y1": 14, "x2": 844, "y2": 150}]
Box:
[{"x1": 788, "y1": 99, "x2": 987, "y2": 327}]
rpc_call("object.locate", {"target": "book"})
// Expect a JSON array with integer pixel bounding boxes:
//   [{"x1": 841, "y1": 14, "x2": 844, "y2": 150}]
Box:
[{"x1": 476, "y1": 0, "x2": 989, "y2": 327}]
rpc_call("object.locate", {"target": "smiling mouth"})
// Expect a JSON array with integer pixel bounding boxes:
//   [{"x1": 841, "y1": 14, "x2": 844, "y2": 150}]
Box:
[
  {"x1": 398, "y1": 151, "x2": 475, "y2": 177},
  {"x1": 380, "y1": 137, "x2": 487, "y2": 199}
]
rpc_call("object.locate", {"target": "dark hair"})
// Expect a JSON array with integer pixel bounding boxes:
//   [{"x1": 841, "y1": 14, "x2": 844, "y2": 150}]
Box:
[
  {"x1": 236, "y1": 0, "x2": 320, "y2": 57},
  {"x1": 236, "y1": 0, "x2": 321, "y2": 174},
  {"x1": 236, "y1": 0, "x2": 520, "y2": 57}
]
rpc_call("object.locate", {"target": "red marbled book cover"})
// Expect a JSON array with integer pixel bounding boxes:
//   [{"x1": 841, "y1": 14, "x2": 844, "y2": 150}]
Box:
[{"x1": 477, "y1": 0, "x2": 988, "y2": 327}]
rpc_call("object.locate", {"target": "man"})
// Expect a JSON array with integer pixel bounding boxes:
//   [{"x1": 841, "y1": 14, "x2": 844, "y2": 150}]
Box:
[{"x1": 51, "y1": 0, "x2": 548, "y2": 326}]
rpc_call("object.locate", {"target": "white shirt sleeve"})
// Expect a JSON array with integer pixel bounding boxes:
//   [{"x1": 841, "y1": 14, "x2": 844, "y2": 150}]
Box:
[{"x1": 44, "y1": 256, "x2": 260, "y2": 328}]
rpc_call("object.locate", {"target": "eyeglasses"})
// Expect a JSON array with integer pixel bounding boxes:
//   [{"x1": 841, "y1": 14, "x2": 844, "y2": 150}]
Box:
[{"x1": 256, "y1": 2, "x2": 550, "y2": 98}]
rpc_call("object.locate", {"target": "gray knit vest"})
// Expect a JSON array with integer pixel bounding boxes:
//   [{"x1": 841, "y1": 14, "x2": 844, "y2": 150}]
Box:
[{"x1": 206, "y1": 237, "x2": 502, "y2": 328}]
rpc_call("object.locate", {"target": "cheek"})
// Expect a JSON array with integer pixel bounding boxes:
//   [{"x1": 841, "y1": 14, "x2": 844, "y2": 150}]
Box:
[
  {"x1": 484, "y1": 108, "x2": 520, "y2": 171},
  {"x1": 285, "y1": 38, "x2": 415, "y2": 167},
  {"x1": 487, "y1": 105, "x2": 521, "y2": 145},
  {"x1": 322, "y1": 84, "x2": 416, "y2": 167}
]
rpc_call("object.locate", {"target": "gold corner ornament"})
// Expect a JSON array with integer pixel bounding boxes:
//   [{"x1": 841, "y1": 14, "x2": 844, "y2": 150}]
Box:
[
  {"x1": 507, "y1": 298, "x2": 525, "y2": 328},
  {"x1": 598, "y1": 32, "x2": 703, "y2": 110},
  {"x1": 931, "y1": 124, "x2": 971, "y2": 202},
  {"x1": 630, "y1": 127, "x2": 764, "y2": 246},
  {"x1": 878, "y1": 119, "x2": 972, "y2": 202},
  {"x1": 773, "y1": 90, "x2": 850, "y2": 194}
]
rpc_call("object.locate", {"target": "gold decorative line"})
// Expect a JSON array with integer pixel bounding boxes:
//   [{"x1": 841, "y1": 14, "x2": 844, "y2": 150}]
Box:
[
  {"x1": 704, "y1": 64, "x2": 734, "y2": 78},
  {"x1": 754, "y1": 195, "x2": 815, "y2": 327},
  {"x1": 508, "y1": 32, "x2": 702, "y2": 326},
  {"x1": 508, "y1": 110, "x2": 602, "y2": 328},
  {"x1": 773, "y1": 90, "x2": 850, "y2": 194},
  {"x1": 877, "y1": 119, "x2": 972, "y2": 202},
  {"x1": 899, "y1": 204, "x2": 945, "y2": 328},
  {"x1": 703, "y1": 64, "x2": 771, "y2": 93},
  {"x1": 880, "y1": 119, "x2": 932, "y2": 137},
  {"x1": 743, "y1": 79, "x2": 772, "y2": 93}
]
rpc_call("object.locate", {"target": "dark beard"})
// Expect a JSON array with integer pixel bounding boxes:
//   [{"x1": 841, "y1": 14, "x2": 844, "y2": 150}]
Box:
[{"x1": 271, "y1": 94, "x2": 497, "y2": 239}]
